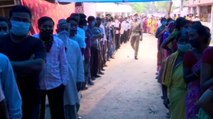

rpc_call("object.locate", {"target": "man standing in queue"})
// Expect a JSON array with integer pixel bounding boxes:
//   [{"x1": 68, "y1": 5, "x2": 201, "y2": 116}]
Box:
[{"x1": 0, "y1": 5, "x2": 46, "y2": 119}]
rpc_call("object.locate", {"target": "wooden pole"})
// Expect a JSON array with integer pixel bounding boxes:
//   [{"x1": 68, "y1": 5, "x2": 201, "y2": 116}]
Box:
[{"x1": 167, "y1": 0, "x2": 173, "y2": 18}]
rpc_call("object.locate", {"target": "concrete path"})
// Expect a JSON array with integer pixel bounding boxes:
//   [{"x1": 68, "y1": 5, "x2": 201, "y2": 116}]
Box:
[{"x1": 79, "y1": 34, "x2": 168, "y2": 119}]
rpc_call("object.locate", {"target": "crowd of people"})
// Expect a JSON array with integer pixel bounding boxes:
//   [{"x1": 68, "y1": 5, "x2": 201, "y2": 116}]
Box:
[
  {"x1": 0, "y1": 5, "x2": 143, "y2": 119},
  {"x1": 156, "y1": 15, "x2": 213, "y2": 118}
]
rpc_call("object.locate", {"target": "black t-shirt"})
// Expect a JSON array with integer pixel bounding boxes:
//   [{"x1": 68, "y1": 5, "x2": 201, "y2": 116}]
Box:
[{"x1": 0, "y1": 34, "x2": 46, "y2": 90}]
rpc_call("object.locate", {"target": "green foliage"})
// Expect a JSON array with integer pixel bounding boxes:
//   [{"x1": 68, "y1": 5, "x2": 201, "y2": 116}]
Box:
[{"x1": 131, "y1": 2, "x2": 171, "y2": 14}]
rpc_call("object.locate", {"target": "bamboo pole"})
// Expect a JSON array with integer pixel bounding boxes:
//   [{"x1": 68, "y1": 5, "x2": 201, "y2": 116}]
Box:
[{"x1": 167, "y1": 0, "x2": 173, "y2": 18}]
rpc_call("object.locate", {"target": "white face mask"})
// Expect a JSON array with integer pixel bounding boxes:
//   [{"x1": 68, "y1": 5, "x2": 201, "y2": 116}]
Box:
[
  {"x1": 91, "y1": 21, "x2": 96, "y2": 27},
  {"x1": 58, "y1": 30, "x2": 70, "y2": 46}
]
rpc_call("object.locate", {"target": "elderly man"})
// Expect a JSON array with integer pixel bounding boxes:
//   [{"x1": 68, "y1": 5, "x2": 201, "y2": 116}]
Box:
[{"x1": 57, "y1": 19, "x2": 85, "y2": 119}]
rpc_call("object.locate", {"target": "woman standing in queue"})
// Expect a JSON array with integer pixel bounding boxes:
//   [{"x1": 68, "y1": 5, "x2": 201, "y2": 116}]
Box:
[
  {"x1": 161, "y1": 29, "x2": 190, "y2": 119},
  {"x1": 183, "y1": 22, "x2": 211, "y2": 119},
  {"x1": 198, "y1": 41, "x2": 213, "y2": 118}
]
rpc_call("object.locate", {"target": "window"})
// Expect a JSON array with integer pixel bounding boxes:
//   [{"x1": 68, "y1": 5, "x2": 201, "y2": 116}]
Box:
[{"x1": 0, "y1": 0, "x2": 16, "y2": 8}]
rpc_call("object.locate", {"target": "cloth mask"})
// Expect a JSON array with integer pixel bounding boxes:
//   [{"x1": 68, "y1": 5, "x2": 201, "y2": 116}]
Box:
[
  {"x1": 189, "y1": 40, "x2": 199, "y2": 49},
  {"x1": 40, "y1": 29, "x2": 53, "y2": 41},
  {"x1": 178, "y1": 43, "x2": 192, "y2": 52},
  {"x1": 83, "y1": 26, "x2": 88, "y2": 31},
  {"x1": 58, "y1": 30, "x2": 70, "y2": 46},
  {"x1": 10, "y1": 20, "x2": 31, "y2": 37}
]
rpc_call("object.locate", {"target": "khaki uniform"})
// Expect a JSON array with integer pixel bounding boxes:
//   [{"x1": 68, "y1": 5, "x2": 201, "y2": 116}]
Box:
[{"x1": 131, "y1": 21, "x2": 142, "y2": 58}]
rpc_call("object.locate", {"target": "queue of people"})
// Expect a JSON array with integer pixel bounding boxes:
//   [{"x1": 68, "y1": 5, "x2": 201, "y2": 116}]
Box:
[
  {"x1": 0, "y1": 5, "x2": 143, "y2": 119},
  {"x1": 156, "y1": 16, "x2": 213, "y2": 119}
]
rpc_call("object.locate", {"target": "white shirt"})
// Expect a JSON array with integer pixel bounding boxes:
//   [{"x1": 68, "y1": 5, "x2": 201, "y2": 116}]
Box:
[
  {"x1": 99, "y1": 24, "x2": 107, "y2": 43},
  {"x1": 115, "y1": 19, "x2": 120, "y2": 34},
  {"x1": 193, "y1": 18, "x2": 200, "y2": 21},
  {"x1": 120, "y1": 21, "x2": 128, "y2": 34},
  {"x1": 0, "y1": 53, "x2": 22, "y2": 118},
  {"x1": 77, "y1": 27, "x2": 86, "y2": 48},
  {"x1": 57, "y1": 32, "x2": 82, "y2": 105},
  {"x1": 34, "y1": 34, "x2": 69, "y2": 90}
]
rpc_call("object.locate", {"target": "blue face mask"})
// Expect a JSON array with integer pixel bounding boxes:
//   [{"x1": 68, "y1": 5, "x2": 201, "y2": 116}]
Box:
[
  {"x1": 91, "y1": 21, "x2": 96, "y2": 27},
  {"x1": 162, "y1": 21, "x2": 167, "y2": 26},
  {"x1": 10, "y1": 20, "x2": 31, "y2": 37},
  {"x1": 83, "y1": 26, "x2": 88, "y2": 31},
  {"x1": 178, "y1": 43, "x2": 192, "y2": 52}
]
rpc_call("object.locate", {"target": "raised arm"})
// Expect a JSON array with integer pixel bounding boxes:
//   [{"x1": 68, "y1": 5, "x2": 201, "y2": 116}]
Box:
[{"x1": 161, "y1": 30, "x2": 178, "y2": 49}]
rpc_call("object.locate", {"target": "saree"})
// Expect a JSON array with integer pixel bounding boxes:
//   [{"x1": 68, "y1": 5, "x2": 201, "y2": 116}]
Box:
[
  {"x1": 198, "y1": 108, "x2": 213, "y2": 119},
  {"x1": 162, "y1": 51, "x2": 187, "y2": 119},
  {"x1": 156, "y1": 26, "x2": 166, "y2": 71},
  {"x1": 184, "y1": 51, "x2": 202, "y2": 119}
]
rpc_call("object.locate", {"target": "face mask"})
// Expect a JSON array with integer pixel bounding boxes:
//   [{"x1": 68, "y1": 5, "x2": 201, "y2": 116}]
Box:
[
  {"x1": 83, "y1": 26, "x2": 88, "y2": 31},
  {"x1": 91, "y1": 21, "x2": 96, "y2": 27},
  {"x1": 178, "y1": 43, "x2": 192, "y2": 52},
  {"x1": 40, "y1": 29, "x2": 53, "y2": 41},
  {"x1": 0, "y1": 32, "x2": 7, "y2": 37},
  {"x1": 58, "y1": 30, "x2": 70, "y2": 46},
  {"x1": 189, "y1": 40, "x2": 199, "y2": 49},
  {"x1": 70, "y1": 30, "x2": 77, "y2": 37},
  {"x1": 162, "y1": 21, "x2": 167, "y2": 26},
  {"x1": 10, "y1": 20, "x2": 31, "y2": 37}
]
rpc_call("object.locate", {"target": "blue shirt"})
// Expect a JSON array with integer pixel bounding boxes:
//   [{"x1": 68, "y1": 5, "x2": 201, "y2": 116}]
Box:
[{"x1": 0, "y1": 53, "x2": 22, "y2": 119}]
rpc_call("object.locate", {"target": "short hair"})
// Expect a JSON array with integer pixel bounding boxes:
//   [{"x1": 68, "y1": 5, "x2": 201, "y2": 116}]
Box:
[
  {"x1": 38, "y1": 16, "x2": 54, "y2": 27},
  {"x1": 57, "y1": 19, "x2": 67, "y2": 28},
  {"x1": 175, "y1": 17, "x2": 187, "y2": 30},
  {"x1": 9, "y1": 5, "x2": 32, "y2": 19},
  {"x1": 66, "y1": 16, "x2": 78, "y2": 23},
  {"x1": 70, "y1": 13, "x2": 78, "y2": 18},
  {"x1": 96, "y1": 17, "x2": 101, "y2": 21},
  {"x1": 134, "y1": 13, "x2": 138, "y2": 17},
  {"x1": 79, "y1": 19, "x2": 87, "y2": 26},
  {"x1": 0, "y1": 17, "x2": 11, "y2": 29},
  {"x1": 176, "y1": 28, "x2": 189, "y2": 43},
  {"x1": 79, "y1": 13, "x2": 86, "y2": 19},
  {"x1": 69, "y1": 20, "x2": 78, "y2": 26},
  {"x1": 87, "y1": 16, "x2": 95, "y2": 22},
  {"x1": 160, "y1": 17, "x2": 167, "y2": 23},
  {"x1": 191, "y1": 23, "x2": 211, "y2": 44}
]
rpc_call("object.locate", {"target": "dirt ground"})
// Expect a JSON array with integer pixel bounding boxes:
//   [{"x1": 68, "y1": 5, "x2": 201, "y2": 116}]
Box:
[{"x1": 79, "y1": 34, "x2": 168, "y2": 119}]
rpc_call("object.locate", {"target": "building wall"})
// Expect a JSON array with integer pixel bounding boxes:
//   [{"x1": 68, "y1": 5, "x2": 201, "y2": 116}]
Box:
[
  {"x1": 0, "y1": 0, "x2": 20, "y2": 17},
  {"x1": 188, "y1": 0, "x2": 213, "y2": 34},
  {"x1": 22, "y1": 0, "x2": 75, "y2": 34},
  {"x1": 83, "y1": 3, "x2": 97, "y2": 17},
  {"x1": 188, "y1": 0, "x2": 213, "y2": 6}
]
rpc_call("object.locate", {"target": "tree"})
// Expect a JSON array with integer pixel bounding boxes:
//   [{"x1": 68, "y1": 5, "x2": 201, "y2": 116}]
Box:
[{"x1": 131, "y1": 2, "x2": 172, "y2": 14}]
